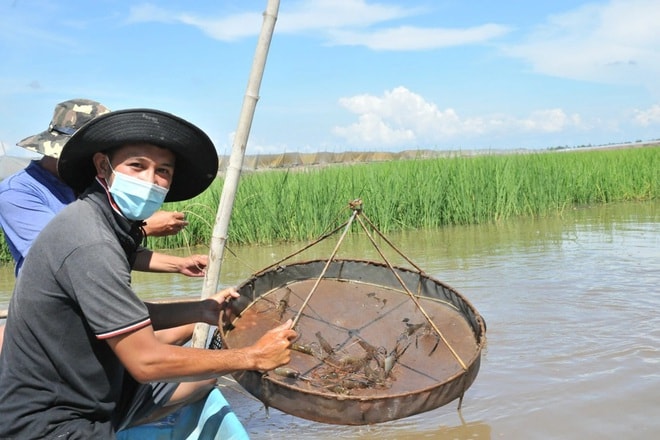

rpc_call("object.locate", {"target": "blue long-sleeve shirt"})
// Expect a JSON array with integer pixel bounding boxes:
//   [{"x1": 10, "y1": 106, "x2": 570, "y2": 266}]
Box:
[{"x1": 0, "y1": 160, "x2": 75, "y2": 275}]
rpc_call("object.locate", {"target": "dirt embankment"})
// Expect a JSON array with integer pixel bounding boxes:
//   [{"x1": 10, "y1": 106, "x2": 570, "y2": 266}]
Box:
[{"x1": 221, "y1": 141, "x2": 659, "y2": 174}]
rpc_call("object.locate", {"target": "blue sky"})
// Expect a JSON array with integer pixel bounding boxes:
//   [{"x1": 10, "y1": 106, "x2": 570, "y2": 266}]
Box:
[{"x1": 1, "y1": 0, "x2": 660, "y2": 157}]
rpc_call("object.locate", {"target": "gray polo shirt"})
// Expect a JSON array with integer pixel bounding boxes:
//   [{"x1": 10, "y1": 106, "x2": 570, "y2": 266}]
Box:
[{"x1": 0, "y1": 182, "x2": 151, "y2": 438}]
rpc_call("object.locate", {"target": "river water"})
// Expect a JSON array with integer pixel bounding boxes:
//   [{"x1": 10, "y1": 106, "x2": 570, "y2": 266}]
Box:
[{"x1": 0, "y1": 201, "x2": 658, "y2": 439}]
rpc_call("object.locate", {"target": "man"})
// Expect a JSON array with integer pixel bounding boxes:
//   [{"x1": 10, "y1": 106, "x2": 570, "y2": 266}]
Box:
[
  {"x1": 0, "y1": 108, "x2": 297, "y2": 438},
  {"x1": 0, "y1": 99, "x2": 211, "y2": 376},
  {"x1": 0, "y1": 99, "x2": 195, "y2": 276}
]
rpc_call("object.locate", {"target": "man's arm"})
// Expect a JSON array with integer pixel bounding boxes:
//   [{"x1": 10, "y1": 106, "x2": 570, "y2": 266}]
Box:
[
  {"x1": 106, "y1": 319, "x2": 297, "y2": 383},
  {"x1": 133, "y1": 248, "x2": 207, "y2": 277},
  {"x1": 142, "y1": 210, "x2": 188, "y2": 237},
  {"x1": 144, "y1": 288, "x2": 239, "y2": 330}
]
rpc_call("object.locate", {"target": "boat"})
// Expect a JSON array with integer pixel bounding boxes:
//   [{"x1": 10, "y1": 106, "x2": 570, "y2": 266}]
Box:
[{"x1": 116, "y1": 387, "x2": 249, "y2": 440}]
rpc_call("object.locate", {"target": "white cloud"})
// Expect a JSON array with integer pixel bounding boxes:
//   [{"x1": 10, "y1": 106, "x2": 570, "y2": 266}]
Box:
[
  {"x1": 518, "y1": 109, "x2": 581, "y2": 132},
  {"x1": 333, "y1": 113, "x2": 416, "y2": 147},
  {"x1": 503, "y1": 0, "x2": 660, "y2": 88},
  {"x1": 632, "y1": 105, "x2": 660, "y2": 126},
  {"x1": 180, "y1": 13, "x2": 263, "y2": 42},
  {"x1": 127, "y1": 4, "x2": 177, "y2": 23},
  {"x1": 127, "y1": 4, "x2": 261, "y2": 41},
  {"x1": 333, "y1": 87, "x2": 586, "y2": 148},
  {"x1": 126, "y1": 0, "x2": 412, "y2": 41},
  {"x1": 126, "y1": 1, "x2": 507, "y2": 50},
  {"x1": 328, "y1": 24, "x2": 510, "y2": 51},
  {"x1": 277, "y1": 0, "x2": 414, "y2": 33}
]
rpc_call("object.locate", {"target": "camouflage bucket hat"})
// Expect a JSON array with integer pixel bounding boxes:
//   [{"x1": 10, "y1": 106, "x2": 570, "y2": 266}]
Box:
[{"x1": 16, "y1": 99, "x2": 110, "y2": 158}]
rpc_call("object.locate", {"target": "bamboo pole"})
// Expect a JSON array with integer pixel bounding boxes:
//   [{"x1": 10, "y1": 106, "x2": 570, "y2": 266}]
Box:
[{"x1": 191, "y1": 0, "x2": 280, "y2": 348}]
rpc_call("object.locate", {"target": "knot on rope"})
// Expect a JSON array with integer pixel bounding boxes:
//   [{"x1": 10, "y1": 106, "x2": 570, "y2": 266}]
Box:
[{"x1": 349, "y1": 198, "x2": 363, "y2": 212}]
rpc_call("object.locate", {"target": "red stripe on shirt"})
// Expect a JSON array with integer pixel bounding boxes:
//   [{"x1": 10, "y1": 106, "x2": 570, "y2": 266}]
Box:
[{"x1": 96, "y1": 318, "x2": 152, "y2": 339}]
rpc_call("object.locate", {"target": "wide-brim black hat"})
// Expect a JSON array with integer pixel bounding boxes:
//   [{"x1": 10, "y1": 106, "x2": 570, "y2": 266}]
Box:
[{"x1": 58, "y1": 108, "x2": 219, "y2": 202}]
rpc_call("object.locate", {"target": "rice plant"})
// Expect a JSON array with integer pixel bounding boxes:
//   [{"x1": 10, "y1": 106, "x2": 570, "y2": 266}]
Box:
[
  {"x1": 146, "y1": 146, "x2": 658, "y2": 249},
  {"x1": 0, "y1": 146, "x2": 657, "y2": 262}
]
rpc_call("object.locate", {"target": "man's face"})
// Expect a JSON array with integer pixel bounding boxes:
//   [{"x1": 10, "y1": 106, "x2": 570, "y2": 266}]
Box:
[{"x1": 94, "y1": 143, "x2": 176, "y2": 189}]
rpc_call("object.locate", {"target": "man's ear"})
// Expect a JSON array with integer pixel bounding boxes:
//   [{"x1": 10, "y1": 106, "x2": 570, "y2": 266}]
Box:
[{"x1": 92, "y1": 152, "x2": 110, "y2": 178}]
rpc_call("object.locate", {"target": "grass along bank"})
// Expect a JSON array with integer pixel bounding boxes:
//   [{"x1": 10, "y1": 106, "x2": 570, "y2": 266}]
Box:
[{"x1": 0, "y1": 146, "x2": 657, "y2": 262}]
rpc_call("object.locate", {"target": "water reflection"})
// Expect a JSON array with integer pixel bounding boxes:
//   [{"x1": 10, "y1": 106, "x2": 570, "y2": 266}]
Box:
[{"x1": 0, "y1": 201, "x2": 658, "y2": 439}]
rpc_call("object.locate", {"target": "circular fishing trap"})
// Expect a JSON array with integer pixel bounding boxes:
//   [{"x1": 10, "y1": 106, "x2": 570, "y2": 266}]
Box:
[
  {"x1": 221, "y1": 202, "x2": 486, "y2": 425},
  {"x1": 222, "y1": 258, "x2": 486, "y2": 425}
]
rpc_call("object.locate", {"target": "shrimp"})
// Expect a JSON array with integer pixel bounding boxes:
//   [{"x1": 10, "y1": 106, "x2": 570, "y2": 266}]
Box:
[
  {"x1": 277, "y1": 289, "x2": 291, "y2": 321},
  {"x1": 315, "y1": 331, "x2": 335, "y2": 356}
]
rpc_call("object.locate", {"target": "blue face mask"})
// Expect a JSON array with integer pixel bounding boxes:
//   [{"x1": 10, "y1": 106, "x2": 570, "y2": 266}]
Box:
[{"x1": 107, "y1": 161, "x2": 169, "y2": 221}]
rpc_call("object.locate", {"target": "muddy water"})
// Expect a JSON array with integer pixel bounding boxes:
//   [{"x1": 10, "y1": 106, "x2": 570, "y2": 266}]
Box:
[{"x1": 0, "y1": 201, "x2": 658, "y2": 439}]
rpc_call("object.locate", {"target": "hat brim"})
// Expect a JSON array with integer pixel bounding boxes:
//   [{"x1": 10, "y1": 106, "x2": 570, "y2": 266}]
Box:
[
  {"x1": 58, "y1": 109, "x2": 219, "y2": 202},
  {"x1": 17, "y1": 131, "x2": 70, "y2": 158}
]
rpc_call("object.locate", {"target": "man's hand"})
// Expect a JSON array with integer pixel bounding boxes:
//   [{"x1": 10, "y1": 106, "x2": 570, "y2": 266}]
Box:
[
  {"x1": 143, "y1": 210, "x2": 188, "y2": 237},
  {"x1": 246, "y1": 319, "x2": 297, "y2": 371},
  {"x1": 176, "y1": 254, "x2": 208, "y2": 277},
  {"x1": 200, "y1": 288, "x2": 241, "y2": 325}
]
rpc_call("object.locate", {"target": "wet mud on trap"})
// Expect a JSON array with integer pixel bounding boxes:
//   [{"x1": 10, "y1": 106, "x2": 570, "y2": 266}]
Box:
[{"x1": 222, "y1": 259, "x2": 486, "y2": 425}]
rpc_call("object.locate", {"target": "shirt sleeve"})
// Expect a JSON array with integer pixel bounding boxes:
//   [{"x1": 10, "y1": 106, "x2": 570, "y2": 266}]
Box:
[
  {"x1": 56, "y1": 239, "x2": 151, "y2": 339},
  {"x1": 0, "y1": 186, "x2": 59, "y2": 265}
]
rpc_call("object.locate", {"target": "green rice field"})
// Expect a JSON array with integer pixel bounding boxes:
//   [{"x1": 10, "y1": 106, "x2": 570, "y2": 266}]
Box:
[{"x1": 0, "y1": 146, "x2": 657, "y2": 263}]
